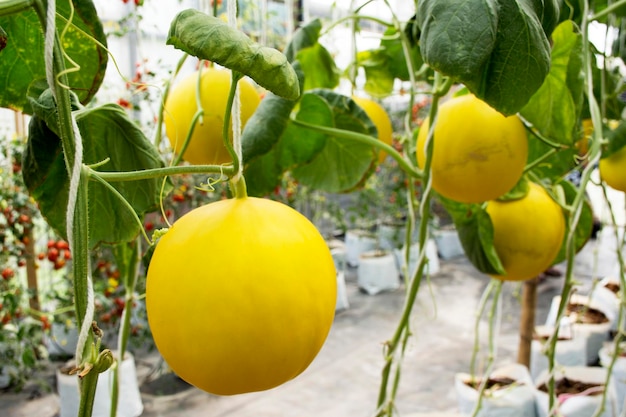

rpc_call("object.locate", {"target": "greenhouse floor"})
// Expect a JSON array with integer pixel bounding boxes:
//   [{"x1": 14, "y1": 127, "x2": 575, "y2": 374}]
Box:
[{"x1": 1, "y1": 226, "x2": 622, "y2": 417}]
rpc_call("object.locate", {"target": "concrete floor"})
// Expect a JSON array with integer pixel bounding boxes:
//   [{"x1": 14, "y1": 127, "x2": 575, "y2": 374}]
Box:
[{"x1": 1, "y1": 226, "x2": 621, "y2": 417}]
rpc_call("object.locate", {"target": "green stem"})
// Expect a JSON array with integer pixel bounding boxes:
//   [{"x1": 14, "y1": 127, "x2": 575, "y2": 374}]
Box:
[
  {"x1": 545, "y1": 3, "x2": 604, "y2": 409},
  {"x1": 592, "y1": 184, "x2": 626, "y2": 417},
  {"x1": 154, "y1": 53, "x2": 188, "y2": 148},
  {"x1": 523, "y1": 147, "x2": 559, "y2": 173},
  {"x1": 223, "y1": 71, "x2": 244, "y2": 176},
  {"x1": 230, "y1": 175, "x2": 248, "y2": 199},
  {"x1": 78, "y1": 369, "x2": 99, "y2": 417},
  {"x1": 291, "y1": 119, "x2": 422, "y2": 179},
  {"x1": 0, "y1": 0, "x2": 33, "y2": 15},
  {"x1": 88, "y1": 164, "x2": 235, "y2": 182},
  {"x1": 471, "y1": 281, "x2": 503, "y2": 417},
  {"x1": 590, "y1": 0, "x2": 626, "y2": 21},
  {"x1": 172, "y1": 108, "x2": 204, "y2": 167},
  {"x1": 321, "y1": 13, "x2": 392, "y2": 36},
  {"x1": 469, "y1": 280, "x2": 496, "y2": 379},
  {"x1": 375, "y1": 73, "x2": 452, "y2": 414},
  {"x1": 110, "y1": 240, "x2": 141, "y2": 417},
  {"x1": 518, "y1": 115, "x2": 566, "y2": 149},
  {"x1": 32, "y1": 1, "x2": 98, "y2": 415}
]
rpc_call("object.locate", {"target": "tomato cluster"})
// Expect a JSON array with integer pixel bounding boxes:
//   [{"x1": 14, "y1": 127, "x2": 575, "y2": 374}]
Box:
[{"x1": 37, "y1": 239, "x2": 72, "y2": 270}]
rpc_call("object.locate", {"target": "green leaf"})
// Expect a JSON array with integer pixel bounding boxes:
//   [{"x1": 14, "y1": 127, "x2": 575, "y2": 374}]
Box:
[
  {"x1": 0, "y1": 0, "x2": 108, "y2": 113},
  {"x1": 21, "y1": 347, "x2": 36, "y2": 367},
  {"x1": 291, "y1": 90, "x2": 378, "y2": 193},
  {"x1": 283, "y1": 19, "x2": 339, "y2": 92},
  {"x1": 437, "y1": 196, "x2": 506, "y2": 275},
  {"x1": 357, "y1": 25, "x2": 423, "y2": 98},
  {"x1": 520, "y1": 20, "x2": 583, "y2": 145},
  {"x1": 357, "y1": 49, "x2": 395, "y2": 97},
  {"x1": 277, "y1": 94, "x2": 330, "y2": 167},
  {"x1": 244, "y1": 151, "x2": 282, "y2": 197},
  {"x1": 526, "y1": 135, "x2": 578, "y2": 180},
  {"x1": 417, "y1": 0, "x2": 498, "y2": 88},
  {"x1": 380, "y1": 26, "x2": 423, "y2": 81},
  {"x1": 241, "y1": 91, "x2": 298, "y2": 161},
  {"x1": 284, "y1": 18, "x2": 323, "y2": 62},
  {"x1": 417, "y1": 0, "x2": 551, "y2": 115},
  {"x1": 23, "y1": 103, "x2": 169, "y2": 248},
  {"x1": 243, "y1": 92, "x2": 332, "y2": 196},
  {"x1": 552, "y1": 179, "x2": 592, "y2": 264},
  {"x1": 532, "y1": 0, "x2": 561, "y2": 37},
  {"x1": 167, "y1": 9, "x2": 299, "y2": 100},
  {"x1": 296, "y1": 43, "x2": 340, "y2": 91}
]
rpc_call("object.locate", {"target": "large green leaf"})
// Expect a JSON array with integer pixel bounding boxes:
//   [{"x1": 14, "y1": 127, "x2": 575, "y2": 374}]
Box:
[
  {"x1": 532, "y1": 0, "x2": 561, "y2": 37},
  {"x1": 241, "y1": 91, "x2": 298, "y2": 161},
  {"x1": 243, "y1": 92, "x2": 332, "y2": 196},
  {"x1": 417, "y1": 0, "x2": 551, "y2": 115},
  {"x1": 167, "y1": 9, "x2": 299, "y2": 100},
  {"x1": 296, "y1": 43, "x2": 340, "y2": 91},
  {"x1": 521, "y1": 20, "x2": 583, "y2": 145},
  {"x1": 357, "y1": 26, "x2": 424, "y2": 97},
  {"x1": 417, "y1": 0, "x2": 498, "y2": 88},
  {"x1": 283, "y1": 19, "x2": 339, "y2": 92},
  {"x1": 437, "y1": 196, "x2": 506, "y2": 275},
  {"x1": 0, "y1": 0, "x2": 108, "y2": 113},
  {"x1": 291, "y1": 90, "x2": 378, "y2": 193},
  {"x1": 357, "y1": 48, "x2": 395, "y2": 98},
  {"x1": 284, "y1": 18, "x2": 323, "y2": 62},
  {"x1": 23, "y1": 101, "x2": 169, "y2": 248},
  {"x1": 245, "y1": 90, "x2": 379, "y2": 195},
  {"x1": 380, "y1": 26, "x2": 423, "y2": 81}
]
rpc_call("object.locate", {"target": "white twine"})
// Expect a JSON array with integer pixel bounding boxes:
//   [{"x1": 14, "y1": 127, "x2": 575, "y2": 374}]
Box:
[
  {"x1": 43, "y1": 0, "x2": 93, "y2": 364},
  {"x1": 227, "y1": 0, "x2": 243, "y2": 181},
  {"x1": 44, "y1": 0, "x2": 56, "y2": 100},
  {"x1": 69, "y1": 120, "x2": 94, "y2": 365}
]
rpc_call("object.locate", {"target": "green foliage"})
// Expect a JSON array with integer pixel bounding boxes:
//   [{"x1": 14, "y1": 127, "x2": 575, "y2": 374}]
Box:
[
  {"x1": 284, "y1": 19, "x2": 340, "y2": 91},
  {"x1": 0, "y1": 0, "x2": 108, "y2": 113},
  {"x1": 436, "y1": 196, "x2": 506, "y2": 276},
  {"x1": 357, "y1": 26, "x2": 423, "y2": 97},
  {"x1": 22, "y1": 95, "x2": 169, "y2": 248},
  {"x1": 521, "y1": 20, "x2": 583, "y2": 146},
  {"x1": 417, "y1": 0, "x2": 551, "y2": 115},
  {"x1": 291, "y1": 90, "x2": 377, "y2": 192},
  {"x1": 167, "y1": 8, "x2": 300, "y2": 100},
  {"x1": 243, "y1": 89, "x2": 377, "y2": 196}
]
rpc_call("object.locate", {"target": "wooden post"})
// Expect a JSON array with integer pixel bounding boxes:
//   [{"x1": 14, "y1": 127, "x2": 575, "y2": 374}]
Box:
[
  {"x1": 24, "y1": 228, "x2": 40, "y2": 312},
  {"x1": 517, "y1": 277, "x2": 538, "y2": 368}
]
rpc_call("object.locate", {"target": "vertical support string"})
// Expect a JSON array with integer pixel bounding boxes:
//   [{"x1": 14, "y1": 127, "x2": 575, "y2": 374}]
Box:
[
  {"x1": 227, "y1": 0, "x2": 243, "y2": 182},
  {"x1": 43, "y1": 0, "x2": 93, "y2": 364}
]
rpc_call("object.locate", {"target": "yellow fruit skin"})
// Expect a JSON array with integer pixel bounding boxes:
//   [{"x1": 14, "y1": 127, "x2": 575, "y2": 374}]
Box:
[
  {"x1": 600, "y1": 145, "x2": 626, "y2": 192},
  {"x1": 486, "y1": 182, "x2": 565, "y2": 281},
  {"x1": 164, "y1": 68, "x2": 260, "y2": 165},
  {"x1": 352, "y1": 96, "x2": 393, "y2": 163},
  {"x1": 416, "y1": 94, "x2": 528, "y2": 203},
  {"x1": 146, "y1": 197, "x2": 337, "y2": 395}
]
